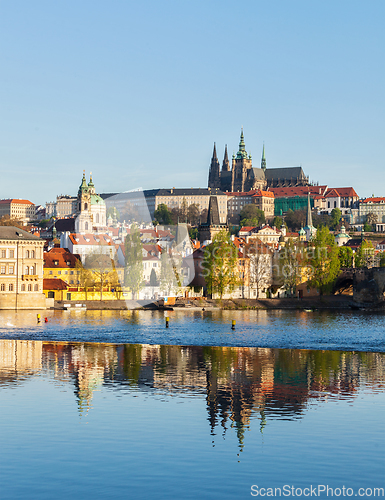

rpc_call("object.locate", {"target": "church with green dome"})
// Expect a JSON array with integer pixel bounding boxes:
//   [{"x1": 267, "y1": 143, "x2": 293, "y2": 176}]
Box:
[{"x1": 75, "y1": 172, "x2": 106, "y2": 233}]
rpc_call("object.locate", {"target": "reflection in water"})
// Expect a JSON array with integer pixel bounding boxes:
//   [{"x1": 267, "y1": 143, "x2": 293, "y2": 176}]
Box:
[{"x1": 1, "y1": 340, "x2": 384, "y2": 451}]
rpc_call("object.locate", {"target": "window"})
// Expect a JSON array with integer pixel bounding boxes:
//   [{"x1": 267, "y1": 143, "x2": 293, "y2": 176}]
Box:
[
  {"x1": 49, "y1": 270, "x2": 53, "y2": 275},
  {"x1": 21, "y1": 284, "x2": 25, "y2": 291},
  {"x1": 58, "y1": 271, "x2": 61, "y2": 275},
  {"x1": 9, "y1": 284, "x2": 14, "y2": 292},
  {"x1": 26, "y1": 250, "x2": 30, "y2": 258},
  {"x1": 9, "y1": 250, "x2": 14, "y2": 258},
  {"x1": 70, "y1": 271, "x2": 74, "y2": 275},
  {"x1": 53, "y1": 260, "x2": 58, "y2": 266},
  {"x1": 85, "y1": 222, "x2": 88, "y2": 231},
  {"x1": 9, "y1": 265, "x2": 14, "y2": 274},
  {"x1": 34, "y1": 284, "x2": 38, "y2": 291},
  {"x1": 28, "y1": 284, "x2": 32, "y2": 291},
  {"x1": 0, "y1": 284, "x2": 4, "y2": 291},
  {"x1": 1, "y1": 250, "x2": 5, "y2": 258},
  {"x1": 25, "y1": 266, "x2": 29, "y2": 275},
  {"x1": 31, "y1": 250, "x2": 35, "y2": 258},
  {"x1": 1, "y1": 266, "x2": 5, "y2": 274}
]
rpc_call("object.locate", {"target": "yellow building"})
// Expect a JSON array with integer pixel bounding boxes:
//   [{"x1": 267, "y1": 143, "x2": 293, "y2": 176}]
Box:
[
  {"x1": 0, "y1": 226, "x2": 46, "y2": 309},
  {"x1": 43, "y1": 246, "x2": 125, "y2": 301}
]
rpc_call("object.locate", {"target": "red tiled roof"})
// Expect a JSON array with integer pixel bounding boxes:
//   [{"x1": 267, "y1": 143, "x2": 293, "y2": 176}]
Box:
[
  {"x1": 253, "y1": 190, "x2": 274, "y2": 198},
  {"x1": 0, "y1": 199, "x2": 34, "y2": 205},
  {"x1": 44, "y1": 248, "x2": 81, "y2": 268},
  {"x1": 239, "y1": 226, "x2": 256, "y2": 233},
  {"x1": 270, "y1": 186, "x2": 328, "y2": 198},
  {"x1": 331, "y1": 187, "x2": 358, "y2": 197},
  {"x1": 362, "y1": 197, "x2": 385, "y2": 203},
  {"x1": 325, "y1": 189, "x2": 340, "y2": 198},
  {"x1": 43, "y1": 278, "x2": 68, "y2": 290}
]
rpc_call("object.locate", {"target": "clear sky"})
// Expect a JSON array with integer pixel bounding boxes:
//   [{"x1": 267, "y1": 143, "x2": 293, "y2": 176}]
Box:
[{"x1": 0, "y1": 0, "x2": 384, "y2": 205}]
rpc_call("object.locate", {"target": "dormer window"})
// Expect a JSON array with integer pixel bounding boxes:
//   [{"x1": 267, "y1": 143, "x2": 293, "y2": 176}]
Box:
[{"x1": 53, "y1": 260, "x2": 59, "y2": 266}]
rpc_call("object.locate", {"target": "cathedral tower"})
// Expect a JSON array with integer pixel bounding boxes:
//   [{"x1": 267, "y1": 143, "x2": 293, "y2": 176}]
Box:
[
  {"x1": 231, "y1": 129, "x2": 253, "y2": 192},
  {"x1": 208, "y1": 143, "x2": 221, "y2": 190}
]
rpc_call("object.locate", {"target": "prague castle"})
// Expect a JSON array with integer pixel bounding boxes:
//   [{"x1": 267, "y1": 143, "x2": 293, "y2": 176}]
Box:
[{"x1": 208, "y1": 130, "x2": 309, "y2": 192}]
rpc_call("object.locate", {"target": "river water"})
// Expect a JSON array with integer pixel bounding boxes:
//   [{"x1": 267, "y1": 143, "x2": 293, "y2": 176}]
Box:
[{"x1": 0, "y1": 310, "x2": 384, "y2": 499}]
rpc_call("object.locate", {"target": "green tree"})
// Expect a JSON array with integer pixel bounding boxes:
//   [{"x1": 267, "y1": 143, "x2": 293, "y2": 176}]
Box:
[
  {"x1": 272, "y1": 216, "x2": 283, "y2": 229},
  {"x1": 308, "y1": 226, "x2": 341, "y2": 295},
  {"x1": 330, "y1": 208, "x2": 342, "y2": 230},
  {"x1": 239, "y1": 204, "x2": 265, "y2": 227},
  {"x1": 154, "y1": 204, "x2": 172, "y2": 225},
  {"x1": 124, "y1": 224, "x2": 143, "y2": 299},
  {"x1": 160, "y1": 249, "x2": 178, "y2": 296},
  {"x1": 202, "y1": 230, "x2": 239, "y2": 299},
  {"x1": 275, "y1": 239, "x2": 307, "y2": 294},
  {"x1": 338, "y1": 246, "x2": 353, "y2": 267},
  {"x1": 380, "y1": 252, "x2": 385, "y2": 268},
  {"x1": 354, "y1": 240, "x2": 375, "y2": 268},
  {"x1": 149, "y1": 268, "x2": 158, "y2": 286}
]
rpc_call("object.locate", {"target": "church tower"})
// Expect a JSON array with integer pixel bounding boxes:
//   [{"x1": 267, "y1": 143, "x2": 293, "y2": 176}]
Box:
[
  {"x1": 261, "y1": 144, "x2": 266, "y2": 172},
  {"x1": 208, "y1": 143, "x2": 221, "y2": 190},
  {"x1": 75, "y1": 171, "x2": 92, "y2": 233},
  {"x1": 231, "y1": 129, "x2": 253, "y2": 192}
]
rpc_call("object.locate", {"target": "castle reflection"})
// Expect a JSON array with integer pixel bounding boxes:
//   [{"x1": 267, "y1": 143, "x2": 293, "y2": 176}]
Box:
[{"x1": 1, "y1": 340, "x2": 384, "y2": 449}]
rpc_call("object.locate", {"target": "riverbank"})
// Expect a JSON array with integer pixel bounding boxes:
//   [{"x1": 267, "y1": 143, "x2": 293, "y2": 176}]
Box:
[{"x1": 54, "y1": 295, "x2": 356, "y2": 311}]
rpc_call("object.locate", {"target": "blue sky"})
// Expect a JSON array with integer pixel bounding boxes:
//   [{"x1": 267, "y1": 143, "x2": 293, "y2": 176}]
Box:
[{"x1": 0, "y1": 0, "x2": 384, "y2": 205}]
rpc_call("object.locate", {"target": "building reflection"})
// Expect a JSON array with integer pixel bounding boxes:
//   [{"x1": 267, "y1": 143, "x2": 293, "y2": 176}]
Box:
[{"x1": 0, "y1": 340, "x2": 384, "y2": 448}]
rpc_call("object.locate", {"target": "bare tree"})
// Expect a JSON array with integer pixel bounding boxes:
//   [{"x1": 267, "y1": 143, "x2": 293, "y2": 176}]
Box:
[{"x1": 246, "y1": 240, "x2": 272, "y2": 298}]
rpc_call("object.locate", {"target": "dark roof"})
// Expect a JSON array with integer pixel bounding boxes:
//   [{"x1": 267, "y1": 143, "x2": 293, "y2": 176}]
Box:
[
  {"x1": 0, "y1": 226, "x2": 42, "y2": 241},
  {"x1": 265, "y1": 167, "x2": 307, "y2": 181},
  {"x1": 250, "y1": 168, "x2": 265, "y2": 181},
  {"x1": 54, "y1": 218, "x2": 75, "y2": 232}
]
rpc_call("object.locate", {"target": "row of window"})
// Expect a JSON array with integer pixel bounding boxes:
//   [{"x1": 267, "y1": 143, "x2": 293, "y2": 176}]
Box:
[
  {"x1": 0, "y1": 265, "x2": 37, "y2": 275},
  {"x1": 0, "y1": 249, "x2": 36, "y2": 259},
  {"x1": 0, "y1": 283, "x2": 39, "y2": 292}
]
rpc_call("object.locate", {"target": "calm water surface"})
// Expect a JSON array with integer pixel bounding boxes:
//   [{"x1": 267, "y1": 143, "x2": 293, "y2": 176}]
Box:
[{"x1": 0, "y1": 310, "x2": 384, "y2": 499}]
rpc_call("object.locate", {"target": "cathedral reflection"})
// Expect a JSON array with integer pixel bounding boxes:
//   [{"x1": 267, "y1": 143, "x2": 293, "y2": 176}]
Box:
[{"x1": 0, "y1": 340, "x2": 384, "y2": 448}]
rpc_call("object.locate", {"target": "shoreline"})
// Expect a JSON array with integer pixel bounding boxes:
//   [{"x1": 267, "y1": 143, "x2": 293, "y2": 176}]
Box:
[{"x1": 50, "y1": 295, "x2": 378, "y2": 312}]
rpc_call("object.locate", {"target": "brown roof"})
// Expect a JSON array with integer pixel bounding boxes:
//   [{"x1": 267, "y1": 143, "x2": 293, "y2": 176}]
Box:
[
  {"x1": 43, "y1": 278, "x2": 68, "y2": 290},
  {"x1": 270, "y1": 186, "x2": 328, "y2": 198},
  {"x1": 44, "y1": 247, "x2": 81, "y2": 268}
]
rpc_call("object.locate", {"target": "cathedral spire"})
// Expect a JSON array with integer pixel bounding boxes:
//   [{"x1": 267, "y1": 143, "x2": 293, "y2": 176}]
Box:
[
  {"x1": 222, "y1": 144, "x2": 230, "y2": 172},
  {"x1": 306, "y1": 191, "x2": 312, "y2": 228},
  {"x1": 212, "y1": 142, "x2": 218, "y2": 160},
  {"x1": 261, "y1": 143, "x2": 266, "y2": 171},
  {"x1": 236, "y1": 128, "x2": 248, "y2": 159},
  {"x1": 208, "y1": 142, "x2": 221, "y2": 189}
]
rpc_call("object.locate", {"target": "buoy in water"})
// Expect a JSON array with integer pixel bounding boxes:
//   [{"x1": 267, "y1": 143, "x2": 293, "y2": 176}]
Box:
[
  {"x1": 165, "y1": 316, "x2": 169, "y2": 328},
  {"x1": 231, "y1": 320, "x2": 236, "y2": 330}
]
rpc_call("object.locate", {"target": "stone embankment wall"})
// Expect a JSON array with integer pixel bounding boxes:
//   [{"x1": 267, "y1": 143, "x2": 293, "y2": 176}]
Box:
[{"x1": 353, "y1": 268, "x2": 385, "y2": 305}]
